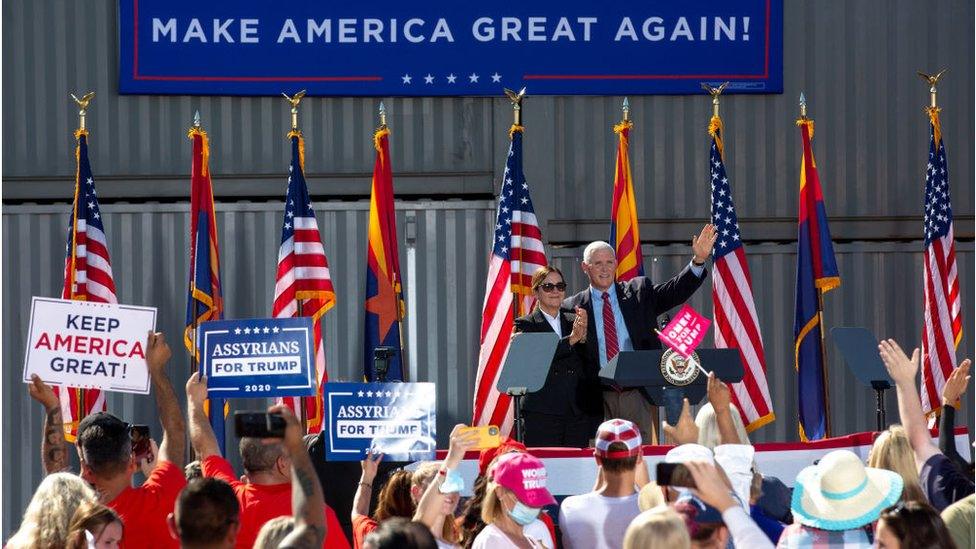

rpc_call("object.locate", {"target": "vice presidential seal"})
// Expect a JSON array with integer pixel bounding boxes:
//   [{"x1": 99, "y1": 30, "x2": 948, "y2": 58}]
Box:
[{"x1": 660, "y1": 349, "x2": 701, "y2": 386}]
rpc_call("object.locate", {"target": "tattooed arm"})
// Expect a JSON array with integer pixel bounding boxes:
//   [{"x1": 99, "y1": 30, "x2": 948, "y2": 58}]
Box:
[
  {"x1": 29, "y1": 375, "x2": 69, "y2": 474},
  {"x1": 271, "y1": 404, "x2": 327, "y2": 549}
]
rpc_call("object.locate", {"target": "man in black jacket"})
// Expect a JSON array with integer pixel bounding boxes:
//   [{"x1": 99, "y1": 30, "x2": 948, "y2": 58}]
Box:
[{"x1": 563, "y1": 224, "x2": 717, "y2": 443}]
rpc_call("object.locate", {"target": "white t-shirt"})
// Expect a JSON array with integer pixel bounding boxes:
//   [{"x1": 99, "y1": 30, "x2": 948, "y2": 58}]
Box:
[
  {"x1": 558, "y1": 492, "x2": 641, "y2": 549},
  {"x1": 471, "y1": 521, "x2": 553, "y2": 549}
]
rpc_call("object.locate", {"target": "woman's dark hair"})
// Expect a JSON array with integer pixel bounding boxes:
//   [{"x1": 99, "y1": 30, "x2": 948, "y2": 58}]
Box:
[
  {"x1": 458, "y1": 474, "x2": 490, "y2": 549},
  {"x1": 530, "y1": 265, "x2": 564, "y2": 291},
  {"x1": 363, "y1": 518, "x2": 436, "y2": 549},
  {"x1": 373, "y1": 470, "x2": 415, "y2": 521},
  {"x1": 879, "y1": 501, "x2": 958, "y2": 549}
]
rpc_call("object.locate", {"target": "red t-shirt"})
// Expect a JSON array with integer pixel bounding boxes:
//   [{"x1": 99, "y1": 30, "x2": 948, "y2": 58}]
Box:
[
  {"x1": 352, "y1": 515, "x2": 379, "y2": 549},
  {"x1": 108, "y1": 460, "x2": 186, "y2": 549},
  {"x1": 201, "y1": 455, "x2": 350, "y2": 549}
]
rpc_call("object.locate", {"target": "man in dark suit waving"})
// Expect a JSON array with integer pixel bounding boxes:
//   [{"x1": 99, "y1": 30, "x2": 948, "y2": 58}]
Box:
[{"x1": 563, "y1": 224, "x2": 718, "y2": 443}]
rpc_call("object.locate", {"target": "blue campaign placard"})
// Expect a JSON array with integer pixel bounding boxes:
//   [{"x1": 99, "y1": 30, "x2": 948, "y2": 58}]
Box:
[
  {"x1": 199, "y1": 317, "x2": 316, "y2": 398},
  {"x1": 325, "y1": 382, "x2": 436, "y2": 461},
  {"x1": 118, "y1": 0, "x2": 782, "y2": 96}
]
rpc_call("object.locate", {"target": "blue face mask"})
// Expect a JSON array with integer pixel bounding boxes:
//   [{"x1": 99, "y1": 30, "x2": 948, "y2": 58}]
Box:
[{"x1": 507, "y1": 500, "x2": 541, "y2": 526}]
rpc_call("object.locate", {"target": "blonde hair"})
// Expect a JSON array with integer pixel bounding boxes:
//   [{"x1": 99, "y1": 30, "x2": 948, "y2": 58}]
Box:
[
  {"x1": 411, "y1": 461, "x2": 442, "y2": 489},
  {"x1": 6, "y1": 472, "x2": 97, "y2": 549},
  {"x1": 696, "y1": 403, "x2": 751, "y2": 449},
  {"x1": 623, "y1": 508, "x2": 690, "y2": 549},
  {"x1": 868, "y1": 425, "x2": 926, "y2": 503},
  {"x1": 253, "y1": 516, "x2": 295, "y2": 549},
  {"x1": 638, "y1": 481, "x2": 666, "y2": 512},
  {"x1": 480, "y1": 482, "x2": 506, "y2": 525}
]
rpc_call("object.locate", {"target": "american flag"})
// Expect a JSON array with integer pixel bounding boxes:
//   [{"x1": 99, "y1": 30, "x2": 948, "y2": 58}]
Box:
[
  {"x1": 707, "y1": 117, "x2": 774, "y2": 431},
  {"x1": 472, "y1": 127, "x2": 546, "y2": 434},
  {"x1": 273, "y1": 133, "x2": 336, "y2": 433},
  {"x1": 920, "y1": 109, "x2": 962, "y2": 415},
  {"x1": 58, "y1": 130, "x2": 117, "y2": 441}
]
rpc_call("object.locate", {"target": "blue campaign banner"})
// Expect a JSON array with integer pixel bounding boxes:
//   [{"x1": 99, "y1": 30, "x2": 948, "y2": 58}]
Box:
[
  {"x1": 199, "y1": 317, "x2": 316, "y2": 399},
  {"x1": 118, "y1": 0, "x2": 782, "y2": 96},
  {"x1": 325, "y1": 382, "x2": 436, "y2": 461}
]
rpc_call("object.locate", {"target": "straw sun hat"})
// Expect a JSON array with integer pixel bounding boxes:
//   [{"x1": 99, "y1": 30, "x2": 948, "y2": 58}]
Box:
[{"x1": 791, "y1": 449, "x2": 903, "y2": 531}]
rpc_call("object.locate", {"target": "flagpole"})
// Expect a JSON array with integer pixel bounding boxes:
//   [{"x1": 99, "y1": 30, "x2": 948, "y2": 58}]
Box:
[
  {"x1": 503, "y1": 88, "x2": 526, "y2": 317},
  {"x1": 378, "y1": 102, "x2": 410, "y2": 382},
  {"x1": 800, "y1": 93, "x2": 833, "y2": 438},
  {"x1": 283, "y1": 90, "x2": 309, "y2": 430},
  {"x1": 70, "y1": 91, "x2": 95, "y2": 430}
]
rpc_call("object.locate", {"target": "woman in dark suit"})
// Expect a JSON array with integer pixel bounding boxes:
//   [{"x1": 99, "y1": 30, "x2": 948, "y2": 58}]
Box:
[{"x1": 513, "y1": 265, "x2": 594, "y2": 448}]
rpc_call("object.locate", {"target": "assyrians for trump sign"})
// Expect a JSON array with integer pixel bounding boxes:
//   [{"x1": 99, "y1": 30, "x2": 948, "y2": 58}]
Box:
[
  {"x1": 657, "y1": 304, "x2": 711, "y2": 358},
  {"x1": 23, "y1": 297, "x2": 157, "y2": 394},
  {"x1": 199, "y1": 317, "x2": 316, "y2": 399},
  {"x1": 325, "y1": 382, "x2": 436, "y2": 461}
]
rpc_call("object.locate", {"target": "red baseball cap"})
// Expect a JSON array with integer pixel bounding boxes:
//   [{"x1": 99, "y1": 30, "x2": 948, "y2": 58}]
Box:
[
  {"x1": 478, "y1": 437, "x2": 527, "y2": 476},
  {"x1": 491, "y1": 452, "x2": 556, "y2": 508}
]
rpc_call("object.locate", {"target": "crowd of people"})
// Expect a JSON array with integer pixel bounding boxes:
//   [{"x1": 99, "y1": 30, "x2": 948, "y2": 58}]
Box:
[{"x1": 5, "y1": 325, "x2": 974, "y2": 547}]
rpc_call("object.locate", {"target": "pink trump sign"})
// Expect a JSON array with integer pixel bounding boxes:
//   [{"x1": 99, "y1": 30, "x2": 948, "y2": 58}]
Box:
[{"x1": 656, "y1": 304, "x2": 711, "y2": 358}]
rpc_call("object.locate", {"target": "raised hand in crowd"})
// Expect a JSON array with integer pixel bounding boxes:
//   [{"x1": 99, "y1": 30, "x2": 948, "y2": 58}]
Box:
[
  {"x1": 940, "y1": 359, "x2": 972, "y2": 475},
  {"x1": 941, "y1": 359, "x2": 971, "y2": 408},
  {"x1": 139, "y1": 438, "x2": 160, "y2": 478},
  {"x1": 878, "y1": 339, "x2": 938, "y2": 465},
  {"x1": 185, "y1": 372, "x2": 221, "y2": 460},
  {"x1": 691, "y1": 223, "x2": 719, "y2": 265},
  {"x1": 353, "y1": 448, "x2": 385, "y2": 520},
  {"x1": 28, "y1": 373, "x2": 69, "y2": 474},
  {"x1": 414, "y1": 424, "x2": 479, "y2": 533},
  {"x1": 706, "y1": 372, "x2": 741, "y2": 445},
  {"x1": 270, "y1": 404, "x2": 328, "y2": 548},
  {"x1": 568, "y1": 307, "x2": 588, "y2": 345},
  {"x1": 663, "y1": 398, "x2": 699, "y2": 445},
  {"x1": 146, "y1": 331, "x2": 186, "y2": 468}
]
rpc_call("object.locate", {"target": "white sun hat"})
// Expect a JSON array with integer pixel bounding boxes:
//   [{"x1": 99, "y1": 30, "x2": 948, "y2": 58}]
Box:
[{"x1": 791, "y1": 449, "x2": 903, "y2": 531}]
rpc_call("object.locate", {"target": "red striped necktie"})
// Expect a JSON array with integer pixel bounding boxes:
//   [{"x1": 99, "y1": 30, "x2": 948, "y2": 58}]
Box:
[{"x1": 602, "y1": 291, "x2": 619, "y2": 362}]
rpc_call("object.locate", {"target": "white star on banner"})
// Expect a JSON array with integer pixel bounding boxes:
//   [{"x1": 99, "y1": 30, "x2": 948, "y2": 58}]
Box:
[
  {"x1": 401, "y1": 74, "x2": 412, "y2": 84},
  {"x1": 491, "y1": 72, "x2": 501, "y2": 82},
  {"x1": 424, "y1": 74, "x2": 434, "y2": 84},
  {"x1": 447, "y1": 74, "x2": 457, "y2": 83},
  {"x1": 469, "y1": 73, "x2": 479, "y2": 83}
]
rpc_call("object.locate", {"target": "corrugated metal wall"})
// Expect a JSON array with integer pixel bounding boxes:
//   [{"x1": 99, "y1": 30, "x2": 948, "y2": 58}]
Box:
[
  {"x1": 3, "y1": 0, "x2": 974, "y2": 539},
  {"x1": 3, "y1": 1, "x2": 974, "y2": 241},
  {"x1": 4, "y1": 202, "x2": 974, "y2": 536}
]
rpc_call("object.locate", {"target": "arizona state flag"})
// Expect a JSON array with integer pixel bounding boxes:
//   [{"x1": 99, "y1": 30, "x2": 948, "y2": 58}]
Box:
[
  {"x1": 364, "y1": 126, "x2": 405, "y2": 381},
  {"x1": 184, "y1": 124, "x2": 227, "y2": 452},
  {"x1": 610, "y1": 119, "x2": 644, "y2": 281},
  {"x1": 794, "y1": 115, "x2": 840, "y2": 441}
]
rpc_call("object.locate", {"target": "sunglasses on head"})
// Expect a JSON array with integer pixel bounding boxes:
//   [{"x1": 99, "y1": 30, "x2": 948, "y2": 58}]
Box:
[{"x1": 537, "y1": 282, "x2": 567, "y2": 292}]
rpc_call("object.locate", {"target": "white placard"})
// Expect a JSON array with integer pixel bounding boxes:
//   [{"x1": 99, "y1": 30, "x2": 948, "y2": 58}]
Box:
[{"x1": 22, "y1": 297, "x2": 158, "y2": 394}]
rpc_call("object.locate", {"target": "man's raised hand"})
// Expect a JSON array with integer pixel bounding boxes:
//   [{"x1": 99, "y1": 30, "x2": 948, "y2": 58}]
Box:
[
  {"x1": 145, "y1": 331, "x2": 172, "y2": 376},
  {"x1": 942, "y1": 359, "x2": 972, "y2": 408},
  {"x1": 692, "y1": 224, "x2": 719, "y2": 264},
  {"x1": 28, "y1": 374, "x2": 60, "y2": 410}
]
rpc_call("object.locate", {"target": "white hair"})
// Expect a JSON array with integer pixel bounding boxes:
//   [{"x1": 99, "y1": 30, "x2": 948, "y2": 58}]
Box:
[
  {"x1": 583, "y1": 241, "x2": 614, "y2": 264},
  {"x1": 695, "y1": 403, "x2": 751, "y2": 449}
]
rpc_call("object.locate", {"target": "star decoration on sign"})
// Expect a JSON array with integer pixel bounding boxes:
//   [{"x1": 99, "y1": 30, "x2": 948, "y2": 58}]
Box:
[
  {"x1": 272, "y1": 326, "x2": 280, "y2": 334},
  {"x1": 234, "y1": 328, "x2": 242, "y2": 335},
  {"x1": 491, "y1": 72, "x2": 502, "y2": 82},
  {"x1": 447, "y1": 73, "x2": 457, "y2": 83},
  {"x1": 424, "y1": 74, "x2": 434, "y2": 84},
  {"x1": 469, "y1": 73, "x2": 479, "y2": 83},
  {"x1": 401, "y1": 74, "x2": 412, "y2": 84},
  {"x1": 243, "y1": 327, "x2": 251, "y2": 334}
]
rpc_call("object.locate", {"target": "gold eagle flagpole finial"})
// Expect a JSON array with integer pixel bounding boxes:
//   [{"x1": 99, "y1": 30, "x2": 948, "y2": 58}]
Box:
[
  {"x1": 700, "y1": 82, "x2": 729, "y2": 117},
  {"x1": 504, "y1": 87, "x2": 527, "y2": 126},
  {"x1": 282, "y1": 90, "x2": 307, "y2": 131},
  {"x1": 70, "y1": 92, "x2": 95, "y2": 132},
  {"x1": 917, "y1": 69, "x2": 947, "y2": 109}
]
